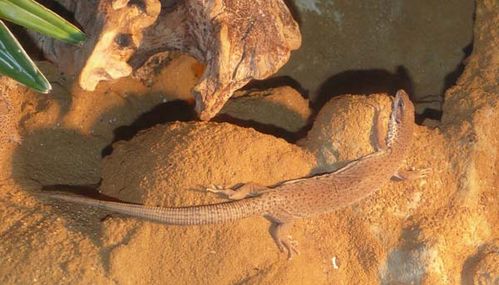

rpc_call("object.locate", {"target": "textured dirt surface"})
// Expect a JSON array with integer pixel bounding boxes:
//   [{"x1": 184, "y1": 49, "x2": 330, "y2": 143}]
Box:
[{"x1": 0, "y1": 1, "x2": 497, "y2": 284}]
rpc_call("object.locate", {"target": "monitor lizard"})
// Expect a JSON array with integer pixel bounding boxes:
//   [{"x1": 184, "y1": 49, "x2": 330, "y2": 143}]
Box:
[{"x1": 40, "y1": 90, "x2": 427, "y2": 259}]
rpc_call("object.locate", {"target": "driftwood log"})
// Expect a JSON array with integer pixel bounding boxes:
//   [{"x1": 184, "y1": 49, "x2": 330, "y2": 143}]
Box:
[{"x1": 34, "y1": 0, "x2": 301, "y2": 120}]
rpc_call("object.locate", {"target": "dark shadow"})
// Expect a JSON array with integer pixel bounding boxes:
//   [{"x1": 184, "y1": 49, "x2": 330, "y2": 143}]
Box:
[
  {"x1": 5, "y1": 0, "x2": 88, "y2": 71},
  {"x1": 314, "y1": 66, "x2": 414, "y2": 112},
  {"x1": 38, "y1": 184, "x2": 145, "y2": 273},
  {"x1": 11, "y1": 123, "x2": 159, "y2": 273},
  {"x1": 161, "y1": 0, "x2": 181, "y2": 13},
  {"x1": 213, "y1": 114, "x2": 307, "y2": 143},
  {"x1": 460, "y1": 244, "x2": 499, "y2": 285},
  {"x1": 443, "y1": 43, "x2": 473, "y2": 94},
  {"x1": 23, "y1": 185, "x2": 108, "y2": 248},
  {"x1": 37, "y1": 0, "x2": 85, "y2": 31},
  {"x1": 283, "y1": 0, "x2": 302, "y2": 25},
  {"x1": 441, "y1": 41, "x2": 474, "y2": 112},
  {"x1": 415, "y1": 108, "x2": 443, "y2": 124},
  {"x1": 413, "y1": 42, "x2": 473, "y2": 124},
  {"x1": 127, "y1": 0, "x2": 147, "y2": 12},
  {"x1": 41, "y1": 184, "x2": 110, "y2": 200},
  {"x1": 243, "y1": 76, "x2": 309, "y2": 99},
  {"x1": 380, "y1": 226, "x2": 425, "y2": 284},
  {"x1": 5, "y1": 23, "x2": 44, "y2": 60},
  {"x1": 443, "y1": 0, "x2": 476, "y2": 102},
  {"x1": 213, "y1": 76, "x2": 312, "y2": 143},
  {"x1": 101, "y1": 99, "x2": 197, "y2": 157}
]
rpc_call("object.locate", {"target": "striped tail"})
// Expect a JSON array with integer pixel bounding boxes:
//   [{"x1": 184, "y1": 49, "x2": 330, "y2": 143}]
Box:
[{"x1": 42, "y1": 192, "x2": 266, "y2": 225}]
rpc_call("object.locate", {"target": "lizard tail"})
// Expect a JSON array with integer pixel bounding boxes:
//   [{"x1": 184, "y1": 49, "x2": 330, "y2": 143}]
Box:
[{"x1": 42, "y1": 192, "x2": 267, "y2": 225}]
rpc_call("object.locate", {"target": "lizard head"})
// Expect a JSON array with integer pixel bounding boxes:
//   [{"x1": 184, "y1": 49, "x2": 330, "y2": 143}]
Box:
[
  {"x1": 391, "y1": 89, "x2": 414, "y2": 125},
  {"x1": 387, "y1": 90, "x2": 415, "y2": 148}
]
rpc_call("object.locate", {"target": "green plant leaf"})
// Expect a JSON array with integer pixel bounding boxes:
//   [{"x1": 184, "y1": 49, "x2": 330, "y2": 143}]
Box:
[
  {"x1": 0, "y1": 20, "x2": 50, "y2": 93},
  {"x1": 0, "y1": 0, "x2": 85, "y2": 44}
]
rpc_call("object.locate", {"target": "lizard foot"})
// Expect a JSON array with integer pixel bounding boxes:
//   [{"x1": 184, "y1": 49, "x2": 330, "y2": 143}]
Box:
[
  {"x1": 274, "y1": 234, "x2": 300, "y2": 260},
  {"x1": 284, "y1": 235, "x2": 300, "y2": 259},
  {"x1": 206, "y1": 185, "x2": 245, "y2": 200},
  {"x1": 206, "y1": 183, "x2": 267, "y2": 200},
  {"x1": 206, "y1": 184, "x2": 230, "y2": 195},
  {"x1": 393, "y1": 168, "x2": 431, "y2": 181},
  {"x1": 270, "y1": 221, "x2": 299, "y2": 259}
]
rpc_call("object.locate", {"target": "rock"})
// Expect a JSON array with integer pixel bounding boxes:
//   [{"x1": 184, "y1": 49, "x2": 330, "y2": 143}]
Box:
[{"x1": 34, "y1": 0, "x2": 301, "y2": 120}]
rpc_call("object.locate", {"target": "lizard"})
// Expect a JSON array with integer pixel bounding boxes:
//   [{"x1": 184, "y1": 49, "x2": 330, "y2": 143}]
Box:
[{"x1": 40, "y1": 89, "x2": 427, "y2": 259}]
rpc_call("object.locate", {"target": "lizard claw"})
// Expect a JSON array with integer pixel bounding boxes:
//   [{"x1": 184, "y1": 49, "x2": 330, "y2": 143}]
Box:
[
  {"x1": 393, "y1": 168, "x2": 431, "y2": 181},
  {"x1": 286, "y1": 236, "x2": 300, "y2": 259},
  {"x1": 408, "y1": 167, "x2": 432, "y2": 179},
  {"x1": 270, "y1": 221, "x2": 300, "y2": 260},
  {"x1": 206, "y1": 183, "x2": 264, "y2": 200},
  {"x1": 206, "y1": 184, "x2": 225, "y2": 192},
  {"x1": 418, "y1": 168, "x2": 432, "y2": 178},
  {"x1": 205, "y1": 185, "x2": 250, "y2": 200},
  {"x1": 281, "y1": 235, "x2": 300, "y2": 260},
  {"x1": 205, "y1": 185, "x2": 237, "y2": 199}
]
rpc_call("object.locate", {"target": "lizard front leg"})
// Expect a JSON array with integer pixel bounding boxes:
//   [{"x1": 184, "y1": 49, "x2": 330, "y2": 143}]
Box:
[
  {"x1": 206, "y1": 183, "x2": 269, "y2": 200},
  {"x1": 392, "y1": 168, "x2": 431, "y2": 181}
]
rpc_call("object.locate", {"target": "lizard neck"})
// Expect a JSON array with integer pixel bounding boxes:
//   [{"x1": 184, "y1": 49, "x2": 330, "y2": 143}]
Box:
[
  {"x1": 320, "y1": 91, "x2": 416, "y2": 209},
  {"x1": 386, "y1": 91, "x2": 415, "y2": 159},
  {"x1": 386, "y1": 120, "x2": 414, "y2": 161}
]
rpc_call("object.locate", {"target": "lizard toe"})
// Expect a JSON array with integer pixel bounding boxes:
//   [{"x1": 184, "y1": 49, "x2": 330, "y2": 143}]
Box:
[{"x1": 282, "y1": 236, "x2": 300, "y2": 260}]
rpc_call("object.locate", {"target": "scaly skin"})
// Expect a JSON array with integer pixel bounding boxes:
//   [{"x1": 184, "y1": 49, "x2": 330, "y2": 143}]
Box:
[{"x1": 42, "y1": 90, "x2": 424, "y2": 258}]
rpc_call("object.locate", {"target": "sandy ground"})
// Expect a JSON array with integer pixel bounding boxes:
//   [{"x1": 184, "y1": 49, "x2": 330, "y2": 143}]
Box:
[{"x1": 0, "y1": 1, "x2": 498, "y2": 284}]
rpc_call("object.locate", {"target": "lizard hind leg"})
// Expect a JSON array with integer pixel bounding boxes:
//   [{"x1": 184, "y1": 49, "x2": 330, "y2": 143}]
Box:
[
  {"x1": 206, "y1": 182, "x2": 268, "y2": 200},
  {"x1": 266, "y1": 215, "x2": 299, "y2": 259}
]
